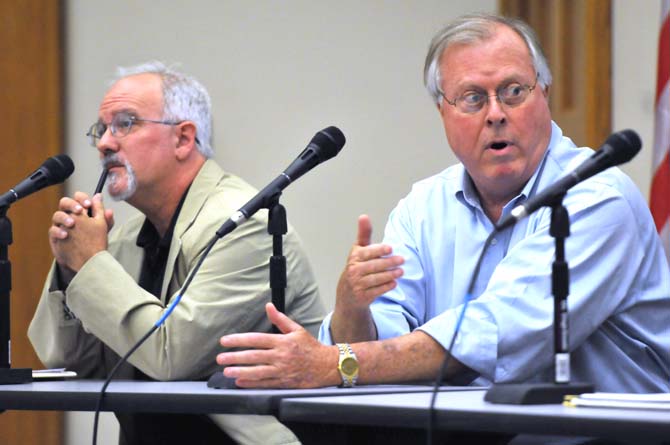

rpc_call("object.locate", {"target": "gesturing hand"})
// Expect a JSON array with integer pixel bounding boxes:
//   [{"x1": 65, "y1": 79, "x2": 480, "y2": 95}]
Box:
[
  {"x1": 217, "y1": 303, "x2": 339, "y2": 389},
  {"x1": 335, "y1": 215, "x2": 404, "y2": 312}
]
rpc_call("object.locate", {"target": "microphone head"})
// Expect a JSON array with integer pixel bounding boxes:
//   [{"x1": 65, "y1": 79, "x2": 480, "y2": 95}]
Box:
[
  {"x1": 602, "y1": 129, "x2": 642, "y2": 166},
  {"x1": 42, "y1": 154, "x2": 75, "y2": 185},
  {"x1": 281, "y1": 126, "x2": 346, "y2": 184},
  {"x1": 311, "y1": 126, "x2": 346, "y2": 162}
]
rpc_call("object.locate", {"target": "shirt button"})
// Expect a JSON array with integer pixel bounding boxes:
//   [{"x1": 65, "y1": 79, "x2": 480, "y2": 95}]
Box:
[{"x1": 491, "y1": 238, "x2": 498, "y2": 245}]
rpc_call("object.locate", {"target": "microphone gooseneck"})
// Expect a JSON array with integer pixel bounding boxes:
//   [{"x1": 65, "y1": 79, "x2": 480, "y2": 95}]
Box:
[{"x1": 496, "y1": 129, "x2": 642, "y2": 231}]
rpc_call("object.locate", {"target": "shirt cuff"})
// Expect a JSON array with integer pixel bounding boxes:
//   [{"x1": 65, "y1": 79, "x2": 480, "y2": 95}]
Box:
[
  {"x1": 317, "y1": 308, "x2": 413, "y2": 345},
  {"x1": 317, "y1": 312, "x2": 335, "y2": 344}
]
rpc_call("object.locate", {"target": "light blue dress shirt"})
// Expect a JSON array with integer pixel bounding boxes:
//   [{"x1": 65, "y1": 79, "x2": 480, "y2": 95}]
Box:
[{"x1": 320, "y1": 122, "x2": 670, "y2": 393}]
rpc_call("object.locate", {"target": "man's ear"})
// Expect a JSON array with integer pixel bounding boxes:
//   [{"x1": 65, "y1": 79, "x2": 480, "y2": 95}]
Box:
[{"x1": 175, "y1": 121, "x2": 198, "y2": 161}]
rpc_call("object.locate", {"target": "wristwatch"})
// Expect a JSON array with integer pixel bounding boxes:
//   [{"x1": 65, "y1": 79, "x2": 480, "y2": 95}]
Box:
[{"x1": 336, "y1": 343, "x2": 359, "y2": 387}]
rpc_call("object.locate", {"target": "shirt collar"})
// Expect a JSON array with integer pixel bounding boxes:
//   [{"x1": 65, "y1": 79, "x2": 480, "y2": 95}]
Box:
[{"x1": 136, "y1": 184, "x2": 192, "y2": 250}]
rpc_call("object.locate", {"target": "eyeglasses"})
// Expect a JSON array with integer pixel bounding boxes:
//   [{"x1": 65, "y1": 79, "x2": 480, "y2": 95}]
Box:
[
  {"x1": 441, "y1": 74, "x2": 539, "y2": 114},
  {"x1": 86, "y1": 111, "x2": 181, "y2": 147}
]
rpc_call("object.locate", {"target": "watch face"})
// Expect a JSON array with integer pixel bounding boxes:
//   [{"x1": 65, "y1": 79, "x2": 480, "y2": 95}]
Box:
[{"x1": 341, "y1": 356, "x2": 358, "y2": 375}]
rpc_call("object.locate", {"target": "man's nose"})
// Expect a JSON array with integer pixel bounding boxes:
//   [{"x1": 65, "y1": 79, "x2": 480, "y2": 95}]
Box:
[
  {"x1": 485, "y1": 97, "x2": 507, "y2": 127},
  {"x1": 97, "y1": 127, "x2": 119, "y2": 155}
]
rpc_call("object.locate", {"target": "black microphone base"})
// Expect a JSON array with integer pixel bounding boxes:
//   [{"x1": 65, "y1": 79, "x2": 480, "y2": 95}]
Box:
[
  {"x1": 484, "y1": 382, "x2": 593, "y2": 405},
  {"x1": 0, "y1": 367, "x2": 32, "y2": 385},
  {"x1": 207, "y1": 370, "x2": 240, "y2": 389}
]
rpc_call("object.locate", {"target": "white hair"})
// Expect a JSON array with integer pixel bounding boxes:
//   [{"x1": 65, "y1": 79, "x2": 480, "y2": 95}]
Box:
[
  {"x1": 423, "y1": 13, "x2": 553, "y2": 107},
  {"x1": 116, "y1": 61, "x2": 214, "y2": 158}
]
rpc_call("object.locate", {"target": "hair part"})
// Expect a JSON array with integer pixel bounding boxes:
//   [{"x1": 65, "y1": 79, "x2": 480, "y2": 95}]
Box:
[
  {"x1": 116, "y1": 61, "x2": 214, "y2": 158},
  {"x1": 423, "y1": 13, "x2": 552, "y2": 107}
]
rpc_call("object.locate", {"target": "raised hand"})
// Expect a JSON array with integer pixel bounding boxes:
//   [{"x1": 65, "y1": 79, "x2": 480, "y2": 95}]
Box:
[{"x1": 331, "y1": 215, "x2": 404, "y2": 342}]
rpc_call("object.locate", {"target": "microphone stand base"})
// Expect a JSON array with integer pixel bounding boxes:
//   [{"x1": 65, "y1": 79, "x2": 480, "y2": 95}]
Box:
[
  {"x1": 0, "y1": 367, "x2": 32, "y2": 385},
  {"x1": 484, "y1": 382, "x2": 593, "y2": 405}
]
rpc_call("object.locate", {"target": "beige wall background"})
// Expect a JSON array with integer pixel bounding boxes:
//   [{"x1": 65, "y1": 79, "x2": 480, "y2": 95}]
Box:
[{"x1": 61, "y1": 0, "x2": 660, "y2": 443}]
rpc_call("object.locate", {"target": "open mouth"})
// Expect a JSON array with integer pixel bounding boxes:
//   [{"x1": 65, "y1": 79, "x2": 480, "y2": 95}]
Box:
[{"x1": 489, "y1": 141, "x2": 509, "y2": 150}]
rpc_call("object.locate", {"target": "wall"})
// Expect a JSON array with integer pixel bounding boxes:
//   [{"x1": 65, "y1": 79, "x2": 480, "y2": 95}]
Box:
[
  {"x1": 62, "y1": 1, "x2": 660, "y2": 443},
  {"x1": 612, "y1": 0, "x2": 662, "y2": 195}
]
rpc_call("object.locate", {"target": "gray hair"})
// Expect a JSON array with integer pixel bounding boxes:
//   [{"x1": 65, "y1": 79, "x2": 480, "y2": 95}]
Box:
[
  {"x1": 423, "y1": 13, "x2": 552, "y2": 107},
  {"x1": 116, "y1": 61, "x2": 214, "y2": 158}
]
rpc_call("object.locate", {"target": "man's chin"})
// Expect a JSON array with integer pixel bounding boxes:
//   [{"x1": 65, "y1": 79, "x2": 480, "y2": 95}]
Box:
[{"x1": 108, "y1": 186, "x2": 135, "y2": 202}]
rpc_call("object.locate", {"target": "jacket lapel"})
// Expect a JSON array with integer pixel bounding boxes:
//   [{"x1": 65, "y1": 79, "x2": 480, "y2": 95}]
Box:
[{"x1": 159, "y1": 160, "x2": 226, "y2": 302}]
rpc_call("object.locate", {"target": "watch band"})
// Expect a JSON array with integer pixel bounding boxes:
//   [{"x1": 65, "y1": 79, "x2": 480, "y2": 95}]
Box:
[{"x1": 336, "y1": 343, "x2": 359, "y2": 387}]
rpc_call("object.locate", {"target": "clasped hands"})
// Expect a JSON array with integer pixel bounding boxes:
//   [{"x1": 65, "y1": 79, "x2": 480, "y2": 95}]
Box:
[
  {"x1": 217, "y1": 215, "x2": 404, "y2": 388},
  {"x1": 49, "y1": 191, "x2": 114, "y2": 276}
]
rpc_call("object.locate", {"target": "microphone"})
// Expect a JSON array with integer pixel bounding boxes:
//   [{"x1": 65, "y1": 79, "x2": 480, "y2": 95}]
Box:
[
  {"x1": 216, "y1": 126, "x2": 345, "y2": 238},
  {"x1": 0, "y1": 154, "x2": 75, "y2": 208},
  {"x1": 496, "y1": 129, "x2": 642, "y2": 231}
]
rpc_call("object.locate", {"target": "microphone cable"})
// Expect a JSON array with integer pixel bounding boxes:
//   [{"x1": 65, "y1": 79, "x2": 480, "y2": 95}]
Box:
[
  {"x1": 425, "y1": 229, "x2": 499, "y2": 445},
  {"x1": 81, "y1": 173, "x2": 218, "y2": 443},
  {"x1": 91, "y1": 234, "x2": 218, "y2": 445}
]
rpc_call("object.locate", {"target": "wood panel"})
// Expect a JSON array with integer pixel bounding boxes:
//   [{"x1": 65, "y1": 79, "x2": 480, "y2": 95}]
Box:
[
  {"x1": 0, "y1": 0, "x2": 64, "y2": 443},
  {"x1": 500, "y1": 0, "x2": 612, "y2": 149}
]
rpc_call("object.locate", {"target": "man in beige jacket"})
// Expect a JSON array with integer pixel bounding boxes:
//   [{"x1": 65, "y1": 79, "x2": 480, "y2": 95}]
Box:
[{"x1": 28, "y1": 61, "x2": 324, "y2": 444}]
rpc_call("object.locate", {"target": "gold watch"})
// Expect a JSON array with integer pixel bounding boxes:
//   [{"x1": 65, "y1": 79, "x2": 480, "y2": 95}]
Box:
[{"x1": 336, "y1": 343, "x2": 359, "y2": 387}]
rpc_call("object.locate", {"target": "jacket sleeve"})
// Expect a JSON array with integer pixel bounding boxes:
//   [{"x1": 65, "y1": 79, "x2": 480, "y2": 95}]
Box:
[{"x1": 28, "y1": 262, "x2": 107, "y2": 378}]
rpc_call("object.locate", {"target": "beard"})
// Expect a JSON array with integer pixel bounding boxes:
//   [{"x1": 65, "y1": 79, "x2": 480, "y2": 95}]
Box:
[{"x1": 102, "y1": 153, "x2": 137, "y2": 202}]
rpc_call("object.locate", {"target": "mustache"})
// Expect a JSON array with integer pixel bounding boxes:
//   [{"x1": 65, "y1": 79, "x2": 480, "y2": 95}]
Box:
[{"x1": 102, "y1": 153, "x2": 127, "y2": 170}]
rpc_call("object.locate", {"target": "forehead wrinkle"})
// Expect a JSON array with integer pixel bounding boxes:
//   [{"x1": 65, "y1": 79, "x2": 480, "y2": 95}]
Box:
[
  {"x1": 98, "y1": 95, "x2": 154, "y2": 120},
  {"x1": 95, "y1": 108, "x2": 137, "y2": 124},
  {"x1": 455, "y1": 73, "x2": 532, "y2": 94},
  {"x1": 98, "y1": 74, "x2": 164, "y2": 120},
  {"x1": 439, "y1": 25, "x2": 535, "y2": 95}
]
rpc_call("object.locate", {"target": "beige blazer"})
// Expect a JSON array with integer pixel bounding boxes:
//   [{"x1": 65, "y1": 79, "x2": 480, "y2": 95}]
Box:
[{"x1": 28, "y1": 159, "x2": 324, "y2": 381}]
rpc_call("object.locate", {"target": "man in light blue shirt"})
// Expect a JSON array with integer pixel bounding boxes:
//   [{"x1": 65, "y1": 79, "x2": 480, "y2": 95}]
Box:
[
  {"x1": 217, "y1": 13, "x2": 670, "y2": 393},
  {"x1": 317, "y1": 120, "x2": 670, "y2": 392}
]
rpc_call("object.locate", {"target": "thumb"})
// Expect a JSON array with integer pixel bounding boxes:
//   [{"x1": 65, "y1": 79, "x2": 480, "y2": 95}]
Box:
[
  {"x1": 104, "y1": 208, "x2": 115, "y2": 231},
  {"x1": 90, "y1": 193, "x2": 106, "y2": 219},
  {"x1": 356, "y1": 214, "x2": 373, "y2": 247},
  {"x1": 266, "y1": 303, "x2": 302, "y2": 334}
]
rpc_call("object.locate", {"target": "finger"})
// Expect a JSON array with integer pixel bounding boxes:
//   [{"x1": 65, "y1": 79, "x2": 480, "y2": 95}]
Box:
[
  {"x1": 58, "y1": 197, "x2": 84, "y2": 215},
  {"x1": 355, "y1": 268, "x2": 404, "y2": 290},
  {"x1": 216, "y1": 348, "x2": 274, "y2": 366},
  {"x1": 90, "y1": 193, "x2": 105, "y2": 219},
  {"x1": 352, "y1": 244, "x2": 405, "y2": 265},
  {"x1": 104, "y1": 208, "x2": 115, "y2": 231},
  {"x1": 222, "y1": 365, "x2": 278, "y2": 381},
  {"x1": 356, "y1": 214, "x2": 373, "y2": 246},
  {"x1": 52, "y1": 211, "x2": 75, "y2": 229},
  {"x1": 357, "y1": 280, "x2": 400, "y2": 301},
  {"x1": 266, "y1": 303, "x2": 302, "y2": 335},
  {"x1": 48, "y1": 225, "x2": 69, "y2": 240},
  {"x1": 350, "y1": 254, "x2": 405, "y2": 275},
  {"x1": 72, "y1": 191, "x2": 92, "y2": 208},
  {"x1": 220, "y1": 332, "x2": 277, "y2": 349}
]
